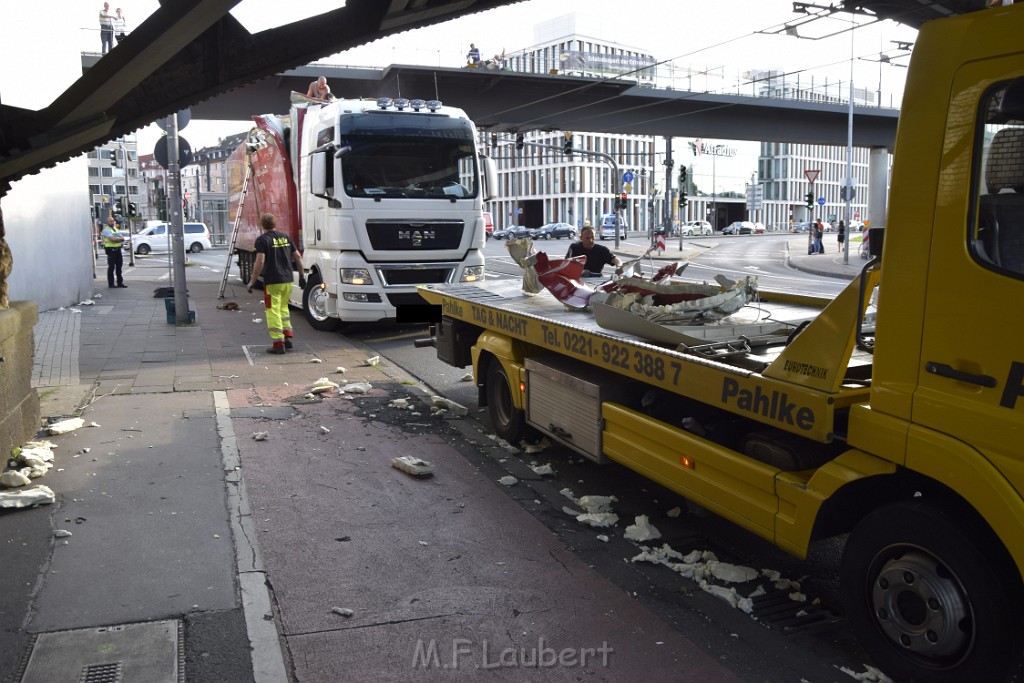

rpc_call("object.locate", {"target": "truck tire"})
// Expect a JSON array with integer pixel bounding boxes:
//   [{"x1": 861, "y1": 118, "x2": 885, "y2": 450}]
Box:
[
  {"x1": 840, "y1": 501, "x2": 1021, "y2": 683},
  {"x1": 485, "y1": 359, "x2": 527, "y2": 444},
  {"x1": 302, "y1": 272, "x2": 341, "y2": 331}
]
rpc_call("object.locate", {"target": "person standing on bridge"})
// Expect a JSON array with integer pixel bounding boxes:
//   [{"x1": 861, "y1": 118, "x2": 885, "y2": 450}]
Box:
[
  {"x1": 466, "y1": 43, "x2": 481, "y2": 65},
  {"x1": 99, "y1": 3, "x2": 115, "y2": 54},
  {"x1": 566, "y1": 225, "x2": 623, "y2": 277},
  {"x1": 113, "y1": 8, "x2": 127, "y2": 45},
  {"x1": 248, "y1": 213, "x2": 306, "y2": 355}
]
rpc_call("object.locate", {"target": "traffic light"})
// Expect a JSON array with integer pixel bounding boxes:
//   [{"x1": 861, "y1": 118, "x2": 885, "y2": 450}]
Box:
[
  {"x1": 128, "y1": 202, "x2": 138, "y2": 217},
  {"x1": 619, "y1": 192, "x2": 627, "y2": 210},
  {"x1": 679, "y1": 189, "x2": 688, "y2": 206},
  {"x1": 118, "y1": 196, "x2": 128, "y2": 215},
  {"x1": 678, "y1": 167, "x2": 687, "y2": 188},
  {"x1": 515, "y1": 132, "x2": 524, "y2": 151},
  {"x1": 563, "y1": 132, "x2": 573, "y2": 158},
  {"x1": 805, "y1": 191, "x2": 814, "y2": 208},
  {"x1": 490, "y1": 132, "x2": 497, "y2": 148},
  {"x1": 110, "y1": 149, "x2": 120, "y2": 167}
]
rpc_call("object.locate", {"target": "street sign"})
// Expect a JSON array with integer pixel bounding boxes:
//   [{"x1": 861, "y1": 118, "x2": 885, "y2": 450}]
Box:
[
  {"x1": 157, "y1": 109, "x2": 191, "y2": 132},
  {"x1": 817, "y1": 197, "x2": 826, "y2": 206},
  {"x1": 624, "y1": 183, "x2": 632, "y2": 193},
  {"x1": 623, "y1": 171, "x2": 635, "y2": 183},
  {"x1": 804, "y1": 169, "x2": 820, "y2": 185},
  {"x1": 154, "y1": 136, "x2": 193, "y2": 169}
]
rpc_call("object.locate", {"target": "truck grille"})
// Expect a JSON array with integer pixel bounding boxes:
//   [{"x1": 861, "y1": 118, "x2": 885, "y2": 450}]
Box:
[
  {"x1": 381, "y1": 267, "x2": 453, "y2": 286},
  {"x1": 366, "y1": 221, "x2": 465, "y2": 250}
]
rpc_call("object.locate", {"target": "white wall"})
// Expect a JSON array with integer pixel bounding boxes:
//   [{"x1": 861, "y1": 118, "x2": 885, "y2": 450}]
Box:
[{"x1": 5, "y1": 160, "x2": 95, "y2": 311}]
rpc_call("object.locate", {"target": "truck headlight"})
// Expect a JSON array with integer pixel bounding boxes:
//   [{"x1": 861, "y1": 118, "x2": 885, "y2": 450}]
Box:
[
  {"x1": 341, "y1": 268, "x2": 372, "y2": 285},
  {"x1": 460, "y1": 265, "x2": 485, "y2": 282}
]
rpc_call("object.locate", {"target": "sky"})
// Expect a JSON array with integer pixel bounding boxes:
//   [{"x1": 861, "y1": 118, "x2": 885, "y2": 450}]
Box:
[{"x1": 0, "y1": 1, "x2": 917, "y2": 157}]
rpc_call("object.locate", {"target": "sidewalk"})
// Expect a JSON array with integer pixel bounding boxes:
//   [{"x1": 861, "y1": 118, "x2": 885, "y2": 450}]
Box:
[{"x1": 5, "y1": 273, "x2": 751, "y2": 682}]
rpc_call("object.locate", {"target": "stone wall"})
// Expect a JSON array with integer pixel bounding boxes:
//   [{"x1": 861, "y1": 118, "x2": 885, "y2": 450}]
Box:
[{"x1": 0, "y1": 301, "x2": 40, "y2": 457}]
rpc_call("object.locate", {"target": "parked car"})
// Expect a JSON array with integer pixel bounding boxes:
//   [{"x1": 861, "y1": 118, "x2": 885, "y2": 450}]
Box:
[
  {"x1": 751, "y1": 222, "x2": 766, "y2": 234},
  {"x1": 790, "y1": 222, "x2": 814, "y2": 233},
  {"x1": 130, "y1": 222, "x2": 212, "y2": 254},
  {"x1": 491, "y1": 225, "x2": 533, "y2": 240},
  {"x1": 722, "y1": 221, "x2": 755, "y2": 235},
  {"x1": 680, "y1": 220, "x2": 713, "y2": 236},
  {"x1": 531, "y1": 222, "x2": 577, "y2": 240}
]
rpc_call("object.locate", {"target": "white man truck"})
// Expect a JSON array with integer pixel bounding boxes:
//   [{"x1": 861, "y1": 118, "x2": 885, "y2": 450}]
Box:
[
  {"x1": 417, "y1": 6, "x2": 1024, "y2": 682},
  {"x1": 227, "y1": 96, "x2": 494, "y2": 329}
]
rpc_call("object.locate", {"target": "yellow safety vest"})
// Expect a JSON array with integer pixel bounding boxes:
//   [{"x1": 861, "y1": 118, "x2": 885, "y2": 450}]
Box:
[{"x1": 102, "y1": 228, "x2": 121, "y2": 249}]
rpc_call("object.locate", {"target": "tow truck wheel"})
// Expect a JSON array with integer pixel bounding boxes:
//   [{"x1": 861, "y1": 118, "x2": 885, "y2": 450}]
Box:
[
  {"x1": 840, "y1": 501, "x2": 1021, "y2": 683},
  {"x1": 485, "y1": 359, "x2": 527, "y2": 444},
  {"x1": 302, "y1": 272, "x2": 341, "y2": 331}
]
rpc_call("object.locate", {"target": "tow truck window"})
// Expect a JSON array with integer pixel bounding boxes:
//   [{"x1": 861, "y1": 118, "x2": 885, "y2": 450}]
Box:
[{"x1": 973, "y1": 79, "x2": 1024, "y2": 277}]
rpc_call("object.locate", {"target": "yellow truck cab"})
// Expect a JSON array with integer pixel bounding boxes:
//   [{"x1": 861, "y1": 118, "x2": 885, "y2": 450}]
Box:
[{"x1": 419, "y1": 6, "x2": 1024, "y2": 681}]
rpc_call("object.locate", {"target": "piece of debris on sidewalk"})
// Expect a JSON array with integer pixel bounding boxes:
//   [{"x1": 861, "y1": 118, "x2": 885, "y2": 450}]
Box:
[
  {"x1": 521, "y1": 438, "x2": 551, "y2": 454},
  {"x1": 342, "y1": 381, "x2": 372, "y2": 394},
  {"x1": 335, "y1": 367, "x2": 347, "y2": 374},
  {"x1": 391, "y1": 456, "x2": 435, "y2": 477},
  {"x1": 366, "y1": 355, "x2": 380, "y2": 367},
  {"x1": 530, "y1": 463, "x2": 555, "y2": 477},
  {"x1": 252, "y1": 431, "x2": 269, "y2": 441},
  {"x1": 48, "y1": 417, "x2": 85, "y2": 435},
  {"x1": 498, "y1": 475, "x2": 518, "y2": 486},
  {"x1": 331, "y1": 607, "x2": 354, "y2": 618},
  {"x1": 311, "y1": 378, "x2": 339, "y2": 394},
  {"x1": 389, "y1": 398, "x2": 411, "y2": 409},
  {"x1": 216, "y1": 301, "x2": 239, "y2": 311},
  {"x1": 318, "y1": 425, "x2": 331, "y2": 434},
  {"x1": 460, "y1": 372, "x2": 473, "y2": 382},
  {"x1": 308, "y1": 358, "x2": 323, "y2": 363},
  {"x1": 0, "y1": 485, "x2": 55, "y2": 509}
]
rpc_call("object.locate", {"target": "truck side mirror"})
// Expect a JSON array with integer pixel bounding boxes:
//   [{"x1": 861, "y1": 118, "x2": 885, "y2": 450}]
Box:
[
  {"x1": 998, "y1": 77, "x2": 1024, "y2": 119},
  {"x1": 480, "y1": 155, "x2": 497, "y2": 202},
  {"x1": 310, "y1": 149, "x2": 332, "y2": 198}
]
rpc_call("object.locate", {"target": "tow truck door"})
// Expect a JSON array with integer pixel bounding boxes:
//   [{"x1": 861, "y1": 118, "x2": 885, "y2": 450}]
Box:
[{"x1": 916, "y1": 67, "x2": 1024, "y2": 474}]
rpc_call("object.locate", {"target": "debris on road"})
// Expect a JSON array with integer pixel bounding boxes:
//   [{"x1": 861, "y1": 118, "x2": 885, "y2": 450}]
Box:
[
  {"x1": 48, "y1": 417, "x2": 84, "y2": 435},
  {"x1": 430, "y1": 395, "x2": 467, "y2": 417},
  {"x1": 330, "y1": 607, "x2": 354, "y2": 618},
  {"x1": 498, "y1": 475, "x2": 518, "y2": 486},
  {"x1": 252, "y1": 431, "x2": 269, "y2": 441},
  {"x1": 366, "y1": 356, "x2": 380, "y2": 367},
  {"x1": 624, "y1": 515, "x2": 662, "y2": 542},
  {"x1": 318, "y1": 426, "x2": 331, "y2": 434},
  {"x1": 391, "y1": 456, "x2": 435, "y2": 477}
]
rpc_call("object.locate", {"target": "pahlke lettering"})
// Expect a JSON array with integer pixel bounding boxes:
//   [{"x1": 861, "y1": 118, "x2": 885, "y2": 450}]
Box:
[{"x1": 721, "y1": 377, "x2": 814, "y2": 430}]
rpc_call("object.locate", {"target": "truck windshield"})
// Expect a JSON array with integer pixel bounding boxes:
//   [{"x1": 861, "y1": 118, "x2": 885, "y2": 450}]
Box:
[{"x1": 338, "y1": 113, "x2": 478, "y2": 199}]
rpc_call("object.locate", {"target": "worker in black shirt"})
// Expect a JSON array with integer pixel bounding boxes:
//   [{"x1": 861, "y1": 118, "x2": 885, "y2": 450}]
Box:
[
  {"x1": 248, "y1": 213, "x2": 306, "y2": 354},
  {"x1": 566, "y1": 225, "x2": 623, "y2": 277}
]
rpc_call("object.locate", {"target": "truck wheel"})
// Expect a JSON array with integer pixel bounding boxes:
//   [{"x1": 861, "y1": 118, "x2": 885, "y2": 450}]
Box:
[
  {"x1": 302, "y1": 272, "x2": 341, "y2": 332},
  {"x1": 137, "y1": 243, "x2": 151, "y2": 255},
  {"x1": 485, "y1": 359, "x2": 527, "y2": 444},
  {"x1": 840, "y1": 501, "x2": 1021, "y2": 683}
]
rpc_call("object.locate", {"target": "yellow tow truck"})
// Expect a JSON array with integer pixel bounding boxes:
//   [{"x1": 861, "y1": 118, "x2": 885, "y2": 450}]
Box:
[{"x1": 419, "y1": 6, "x2": 1024, "y2": 681}]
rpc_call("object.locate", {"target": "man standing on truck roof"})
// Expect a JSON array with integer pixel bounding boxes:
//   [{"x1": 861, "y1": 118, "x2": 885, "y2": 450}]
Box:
[
  {"x1": 248, "y1": 213, "x2": 306, "y2": 354},
  {"x1": 566, "y1": 225, "x2": 623, "y2": 277}
]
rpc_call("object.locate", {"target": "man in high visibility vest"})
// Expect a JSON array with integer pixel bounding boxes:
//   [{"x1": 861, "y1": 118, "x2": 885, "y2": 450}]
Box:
[
  {"x1": 100, "y1": 216, "x2": 127, "y2": 288},
  {"x1": 248, "y1": 213, "x2": 305, "y2": 354}
]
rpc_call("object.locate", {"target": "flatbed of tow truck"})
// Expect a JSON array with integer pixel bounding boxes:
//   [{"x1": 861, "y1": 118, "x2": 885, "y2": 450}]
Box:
[{"x1": 419, "y1": 272, "x2": 878, "y2": 444}]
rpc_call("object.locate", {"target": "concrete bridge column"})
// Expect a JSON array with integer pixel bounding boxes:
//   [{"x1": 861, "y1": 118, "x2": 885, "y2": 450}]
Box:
[{"x1": 868, "y1": 147, "x2": 890, "y2": 229}]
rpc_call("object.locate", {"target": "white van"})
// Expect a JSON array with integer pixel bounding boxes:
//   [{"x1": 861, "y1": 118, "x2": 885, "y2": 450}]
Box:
[{"x1": 129, "y1": 222, "x2": 212, "y2": 255}]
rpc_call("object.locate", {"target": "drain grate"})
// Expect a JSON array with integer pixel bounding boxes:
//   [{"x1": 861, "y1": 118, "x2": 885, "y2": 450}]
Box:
[
  {"x1": 20, "y1": 620, "x2": 181, "y2": 683},
  {"x1": 750, "y1": 589, "x2": 842, "y2": 633},
  {"x1": 80, "y1": 661, "x2": 122, "y2": 682}
]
